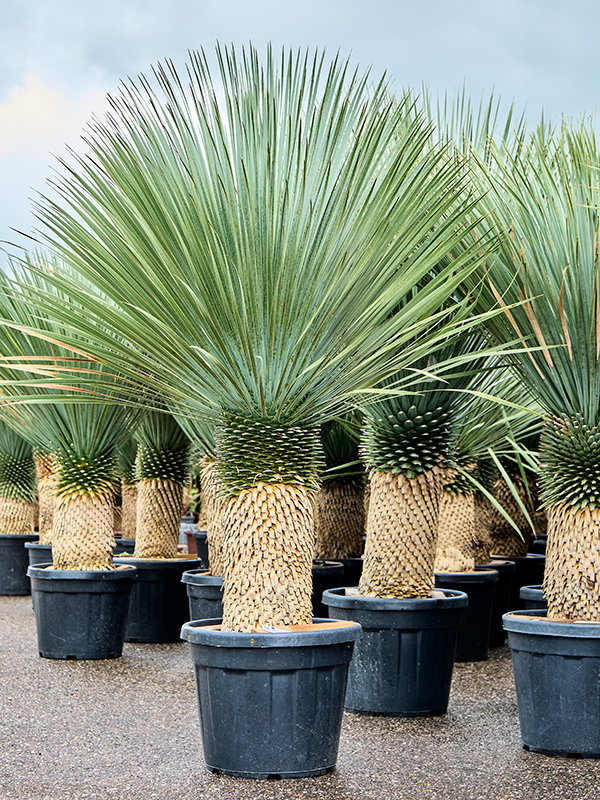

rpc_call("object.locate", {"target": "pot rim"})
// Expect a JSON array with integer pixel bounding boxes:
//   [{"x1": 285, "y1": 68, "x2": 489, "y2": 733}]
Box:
[
  {"x1": 435, "y1": 568, "x2": 499, "y2": 582},
  {"x1": 491, "y1": 553, "x2": 545, "y2": 561},
  {"x1": 181, "y1": 617, "x2": 362, "y2": 647},
  {"x1": 114, "y1": 556, "x2": 203, "y2": 569},
  {"x1": 27, "y1": 563, "x2": 137, "y2": 580},
  {"x1": 503, "y1": 609, "x2": 600, "y2": 637},
  {"x1": 322, "y1": 586, "x2": 468, "y2": 611},
  {"x1": 181, "y1": 569, "x2": 222, "y2": 586}
]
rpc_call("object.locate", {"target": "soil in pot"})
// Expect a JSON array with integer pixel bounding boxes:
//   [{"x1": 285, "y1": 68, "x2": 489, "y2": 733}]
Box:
[
  {"x1": 181, "y1": 617, "x2": 362, "y2": 778},
  {"x1": 504, "y1": 609, "x2": 600, "y2": 758},
  {"x1": 115, "y1": 555, "x2": 202, "y2": 642},
  {"x1": 322, "y1": 587, "x2": 467, "y2": 716},
  {"x1": 27, "y1": 563, "x2": 137, "y2": 659},
  {"x1": 0, "y1": 534, "x2": 39, "y2": 595}
]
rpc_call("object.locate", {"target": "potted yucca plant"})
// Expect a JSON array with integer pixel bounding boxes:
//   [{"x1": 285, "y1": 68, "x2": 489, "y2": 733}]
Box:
[
  {"x1": 463, "y1": 119, "x2": 600, "y2": 757},
  {"x1": 2, "y1": 46, "x2": 503, "y2": 776},
  {"x1": 0, "y1": 269, "x2": 138, "y2": 659},
  {"x1": 0, "y1": 418, "x2": 38, "y2": 595}
]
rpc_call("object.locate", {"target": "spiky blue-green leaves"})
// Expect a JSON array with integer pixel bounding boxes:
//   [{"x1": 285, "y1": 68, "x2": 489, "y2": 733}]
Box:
[
  {"x1": 362, "y1": 402, "x2": 452, "y2": 479},
  {"x1": 54, "y1": 447, "x2": 116, "y2": 498},
  {"x1": 215, "y1": 412, "x2": 321, "y2": 498},
  {"x1": 540, "y1": 414, "x2": 600, "y2": 510},
  {"x1": 134, "y1": 412, "x2": 190, "y2": 485}
]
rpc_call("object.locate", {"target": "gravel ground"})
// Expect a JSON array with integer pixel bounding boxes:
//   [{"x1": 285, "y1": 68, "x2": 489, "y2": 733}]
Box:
[{"x1": 1, "y1": 595, "x2": 600, "y2": 800}]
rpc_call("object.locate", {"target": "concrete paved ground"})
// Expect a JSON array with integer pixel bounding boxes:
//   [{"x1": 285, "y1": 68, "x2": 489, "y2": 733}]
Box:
[{"x1": 1, "y1": 595, "x2": 599, "y2": 800}]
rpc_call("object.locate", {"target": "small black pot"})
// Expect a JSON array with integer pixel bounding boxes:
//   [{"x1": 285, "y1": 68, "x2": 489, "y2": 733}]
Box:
[
  {"x1": 0, "y1": 534, "x2": 39, "y2": 595},
  {"x1": 477, "y1": 559, "x2": 516, "y2": 647},
  {"x1": 311, "y1": 560, "x2": 344, "y2": 617},
  {"x1": 338, "y1": 558, "x2": 363, "y2": 589},
  {"x1": 504, "y1": 609, "x2": 600, "y2": 757},
  {"x1": 113, "y1": 539, "x2": 136, "y2": 555},
  {"x1": 181, "y1": 617, "x2": 362, "y2": 778},
  {"x1": 27, "y1": 563, "x2": 137, "y2": 659},
  {"x1": 322, "y1": 587, "x2": 467, "y2": 716},
  {"x1": 491, "y1": 553, "x2": 545, "y2": 610},
  {"x1": 434, "y1": 569, "x2": 498, "y2": 661},
  {"x1": 528, "y1": 535, "x2": 547, "y2": 555},
  {"x1": 192, "y1": 531, "x2": 209, "y2": 569},
  {"x1": 181, "y1": 569, "x2": 223, "y2": 620},
  {"x1": 519, "y1": 584, "x2": 547, "y2": 609},
  {"x1": 116, "y1": 556, "x2": 203, "y2": 642},
  {"x1": 25, "y1": 541, "x2": 53, "y2": 567}
]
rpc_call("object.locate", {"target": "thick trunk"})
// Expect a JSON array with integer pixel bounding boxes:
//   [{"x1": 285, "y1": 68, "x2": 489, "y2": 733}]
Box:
[
  {"x1": 52, "y1": 492, "x2": 114, "y2": 570},
  {"x1": 314, "y1": 482, "x2": 364, "y2": 559},
  {"x1": 200, "y1": 458, "x2": 226, "y2": 577},
  {"x1": 35, "y1": 454, "x2": 55, "y2": 545},
  {"x1": 221, "y1": 482, "x2": 315, "y2": 632},
  {"x1": 359, "y1": 468, "x2": 444, "y2": 598},
  {"x1": 544, "y1": 505, "x2": 600, "y2": 620},
  {"x1": 0, "y1": 497, "x2": 34, "y2": 535},
  {"x1": 434, "y1": 491, "x2": 475, "y2": 572},
  {"x1": 120, "y1": 478, "x2": 137, "y2": 539},
  {"x1": 133, "y1": 478, "x2": 183, "y2": 558},
  {"x1": 488, "y1": 476, "x2": 530, "y2": 557},
  {"x1": 473, "y1": 496, "x2": 494, "y2": 565}
]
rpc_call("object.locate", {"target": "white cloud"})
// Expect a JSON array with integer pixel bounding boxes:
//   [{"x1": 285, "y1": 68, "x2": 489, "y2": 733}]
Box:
[{"x1": 0, "y1": 74, "x2": 107, "y2": 157}]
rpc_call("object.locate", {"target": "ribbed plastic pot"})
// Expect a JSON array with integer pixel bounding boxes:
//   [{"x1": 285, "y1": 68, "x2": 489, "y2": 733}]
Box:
[
  {"x1": 116, "y1": 556, "x2": 202, "y2": 642},
  {"x1": 0, "y1": 534, "x2": 39, "y2": 595},
  {"x1": 491, "y1": 554, "x2": 545, "y2": 611},
  {"x1": 504, "y1": 609, "x2": 600, "y2": 757},
  {"x1": 27, "y1": 564, "x2": 137, "y2": 659},
  {"x1": 434, "y1": 569, "x2": 498, "y2": 661},
  {"x1": 476, "y1": 560, "x2": 516, "y2": 647},
  {"x1": 519, "y1": 585, "x2": 547, "y2": 610},
  {"x1": 113, "y1": 539, "x2": 136, "y2": 555},
  {"x1": 181, "y1": 569, "x2": 223, "y2": 620},
  {"x1": 192, "y1": 532, "x2": 209, "y2": 569},
  {"x1": 25, "y1": 541, "x2": 52, "y2": 567},
  {"x1": 181, "y1": 618, "x2": 362, "y2": 779},
  {"x1": 338, "y1": 558, "x2": 363, "y2": 589},
  {"x1": 322, "y1": 587, "x2": 467, "y2": 716},
  {"x1": 312, "y1": 560, "x2": 344, "y2": 617}
]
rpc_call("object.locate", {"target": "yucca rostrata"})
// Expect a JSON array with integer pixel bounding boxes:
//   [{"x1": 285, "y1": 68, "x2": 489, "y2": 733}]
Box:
[
  {"x1": 315, "y1": 415, "x2": 365, "y2": 560},
  {"x1": 434, "y1": 369, "x2": 541, "y2": 572},
  {"x1": 0, "y1": 270, "x2": 136, "y2": 570},
  {"x1": 5, "y1": 47, "x2": 502, "y2": 630},
  {"x1": 0, "y1": 420, "x2": 37, "y2": 535},
  {"x1": 462, "y1": 120, "x2": 600, "y2": 619},
  {"x1": 118, "y1": 436, "x2": 138, "y2": 539},
  {"x1": 131, "y1": 411, "x2": 190, "y2": 558}
]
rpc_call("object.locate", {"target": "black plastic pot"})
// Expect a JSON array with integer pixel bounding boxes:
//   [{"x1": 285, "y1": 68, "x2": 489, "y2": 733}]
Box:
[
  {"x1": 519, "y1": 584, "x2": 547, "y2": 609},
  {"x1": 434, "y1": 569, "x2": 498, "y2": 661},
  {"x1": 113, "y1": 539, "x2": 136, "y2": 555},
  {"x1": 312, "y1": 560, "x2": 344, "y2": 617},
  {"x1": 504, "y1": 609, "x2": 600, "y2": 757},
  {"x1": 181, "y1": 617, "x2": 362, "y2": 778},
  {"x1": 491, "y1": 553, "x2": 545, "y2": 611},
  {"x1": 322, "y1": 587, "x2": 467, "y2": 716},
  {"x1": 477, "y1": 559, "x2": 516, "y2": 647},
  {"x1": 338, "y1": 558, "x2": 363, "y2": 589},
  {"x1": 0, "y1": 534, "x2": 39, "y2": 595},
  {"x1": 25, "y1": 541, "x2": 52, "y2": 567},
  {"x1": 27, "y1": 563, "x2": 137, "y2": 659},
  {"x1": 192, "y1": 531, "x2": 209, "y2": 569},
  {"x1": 181, "y1": 569, "x2": 223, "y2": 620},
  {"x1": 116, "y1": 556, "x2": 202, "y2": 642},
  {"x1": 528, "y1": 535, "x2": 547, "y2": 555}
]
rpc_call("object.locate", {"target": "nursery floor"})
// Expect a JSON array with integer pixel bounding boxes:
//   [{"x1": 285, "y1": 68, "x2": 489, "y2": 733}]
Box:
[{"x1": 1, "y1": 596, "x2": 599, "y2": 800}]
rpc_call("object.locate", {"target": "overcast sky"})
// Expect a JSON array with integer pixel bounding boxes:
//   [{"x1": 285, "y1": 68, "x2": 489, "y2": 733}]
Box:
[{"x1": 1, "y1": 0, "x2": 598, "y2": 260}]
